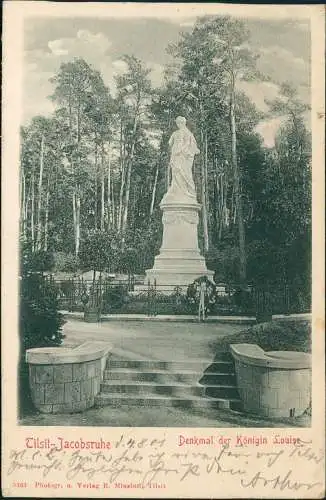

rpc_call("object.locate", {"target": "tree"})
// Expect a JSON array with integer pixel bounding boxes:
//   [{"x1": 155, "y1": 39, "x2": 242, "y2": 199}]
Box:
[
  {"x1": 167, "y1": 16, "x2": 264, "y2": 283},
  {"x1": 168, "y1": 24, "x2": 225, "y2": 252},
  {"x1": 115, "y1": 56, "x2": 152, "y2": 237},
  {"x1": 50, "y1": 58, "x2": 110, "y2": 256},
  {"x1": 20, "y1": 116, "x2": 64, "y2": 253},
  {"x1": 201, "y1": 16, "x2": 263, "y2": 286},
  {"x1": 83, "y1": 70, "x2": 115, "y2": 231},
  {"x1": 266, "y1": 82, "x2": 310, "y2": 163},
  {"x1": 246, "y1": 85, "x2": 311, "y2": 300},
  {"x1": 79, "y1": 229, "x2": 118, "y2": 282}
]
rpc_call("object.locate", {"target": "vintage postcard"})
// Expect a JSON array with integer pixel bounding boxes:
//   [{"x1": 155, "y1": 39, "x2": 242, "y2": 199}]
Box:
[{"x1": 2, "y1": 2, "x2": 325, "y2": 498}]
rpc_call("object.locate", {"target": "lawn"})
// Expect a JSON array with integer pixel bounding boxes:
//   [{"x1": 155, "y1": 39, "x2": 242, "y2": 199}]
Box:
[{"x1": 209, "y1": 319, "x2": 311, "y2": 357}]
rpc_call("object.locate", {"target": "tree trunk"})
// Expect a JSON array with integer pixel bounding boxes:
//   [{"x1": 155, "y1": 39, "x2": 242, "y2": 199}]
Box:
[
  {"x1": 72, "y1": 191, "x2": 77, "y2": 254},
  {"x1": 121, "y1": 111, "x2": 139, "y2": 236},
  {"x1": 20, "y1": 170, "x2": 26, "y2": 239},
  {"x1": 94, "y1": 141, "x2": 98, "y2": 230},
  {"x1": 72, "y1": 187, "x2": 81, "y2": 257},
  {"x1": 24, "y1": 178, "x2": 30, "y2": 228},
  {"x1": 149, "y1": 161, "x2": 159, "y2": 218},
  {"x1": 76, "y1": 188, "x2": 81, "y2": 257},
  {"x1": 200, "y1": 127, "x2": 209, "y2": 252},
  {"x1": 118, "y1": 117, "x2": 125, "y2": 232},
  {"x1": 76, "y1": 100, "x2": 81, "y2": 256},
  {"x1": 44, "y1": 176, "x2": 50, "y2": 251},
  {"x1": 31, "y1": 170, "x2": 35, "y2": 251},
  {"x1": 107, "y1": 148, "x2": 112, "y2": 229},
  {"x1": 111, "y1": 176, "x2": 115, "y2": 230},
  {"x1": 100, "y1": 143, "x2": 105, "y2": 231},
  {"x1": 203, "y1": 131, "x2": 209, "y2": 250},
  {"x1": 121, "y1": 159, "x2": 132, "y2": 236},
  {"x1": 36, "y1": 135, "x2": 45, "y2": 250},
  {"x1": 230, "y1": 85, "x2": 246, "y2": 286}
]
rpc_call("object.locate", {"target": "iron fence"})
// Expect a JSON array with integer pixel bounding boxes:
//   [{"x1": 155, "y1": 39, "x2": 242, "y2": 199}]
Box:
[{"x1": 44, "y1": 275, "x2": 310, "y2": 318}]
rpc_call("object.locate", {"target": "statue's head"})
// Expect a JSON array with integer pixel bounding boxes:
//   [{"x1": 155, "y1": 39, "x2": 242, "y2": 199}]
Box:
[{"x1": 175, "y1": 116, "x2": 187, "y2": 129}]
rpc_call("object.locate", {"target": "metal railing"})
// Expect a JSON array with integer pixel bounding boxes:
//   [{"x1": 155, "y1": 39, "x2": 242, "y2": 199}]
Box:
[{"x1": 44, "y1": 275, "x2": 310, "y2": 319}]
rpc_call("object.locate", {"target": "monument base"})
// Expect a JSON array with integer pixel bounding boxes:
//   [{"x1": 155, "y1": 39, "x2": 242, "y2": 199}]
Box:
[{"x1": 144, "y1": 199, "x2": 214, "y2": 291}]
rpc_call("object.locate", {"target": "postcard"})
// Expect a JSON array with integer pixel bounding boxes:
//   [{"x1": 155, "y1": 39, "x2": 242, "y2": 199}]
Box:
[{"x1": 2, "y1": 2, "x2": 325, "y2": 498}]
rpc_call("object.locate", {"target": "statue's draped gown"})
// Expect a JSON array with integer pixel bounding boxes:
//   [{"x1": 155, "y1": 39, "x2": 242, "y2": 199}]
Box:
[{"x1": 163, "y1": 126, "x2": 199, "y2": 203}]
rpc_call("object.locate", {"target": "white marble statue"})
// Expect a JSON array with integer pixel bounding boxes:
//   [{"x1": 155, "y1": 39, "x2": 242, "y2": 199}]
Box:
[{"x1": 162, "y1": 116, "x2": 200, "y2": 204}]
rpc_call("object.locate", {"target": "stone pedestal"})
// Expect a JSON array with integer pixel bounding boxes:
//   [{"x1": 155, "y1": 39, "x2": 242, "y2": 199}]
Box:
[{"x1": 145, "y1": 199, "x2": 213, "y2": 289}]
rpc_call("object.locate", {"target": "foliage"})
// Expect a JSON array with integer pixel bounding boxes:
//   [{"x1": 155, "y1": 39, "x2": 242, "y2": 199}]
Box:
[
  {"x1": 170, "y1": 286, "x2": 189, "y2": 315},
  {"x1": 232, "y1": 288, "x2": 255, "y2": 313},
  {"x1": 20, "y1": 241, "x2": 55, "y2": 275},
  {"x1": 246, "y1": 84, "x2": 311, "y2": 290},
  {"x1": 19, "y1": 231, "x2": 66, "y2": 419},
  {"x1": 79, "y1": 229, "x2": 118, "y2": 276},
  {"x1": 206, "y1": 243, "x2": 240, "y2": 284},
  {"x1": 101, "y1": 284, "x2": 129, "y2": 313},
  {"x1": 20, "y1": 273, "x2": 65, "y2": 352},
  {"x1": 210, "y1": 319, "x2": 311, "y2": 355},
  {"x1": 53, "y1": 252, "x2": 78, "y2": 272}
]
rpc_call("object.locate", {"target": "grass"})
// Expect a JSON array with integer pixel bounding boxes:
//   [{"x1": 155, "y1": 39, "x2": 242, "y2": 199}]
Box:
[{"x1": 210, "y1": 319, "x2": 311, "y2": 358}]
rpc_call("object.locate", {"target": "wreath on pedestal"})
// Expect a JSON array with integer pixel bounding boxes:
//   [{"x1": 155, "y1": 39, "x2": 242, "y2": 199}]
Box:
[{"x1": 186, "y1": 276, "x2": 216, "y2": 314}]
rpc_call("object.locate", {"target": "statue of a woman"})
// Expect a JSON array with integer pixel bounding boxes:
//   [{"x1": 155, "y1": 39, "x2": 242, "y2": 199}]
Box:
[{"x1": 162, "y1": 116, "x2": 200, "y2": 204}]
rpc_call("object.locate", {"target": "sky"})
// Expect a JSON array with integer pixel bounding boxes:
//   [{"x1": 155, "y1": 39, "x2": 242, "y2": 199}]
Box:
[{"x1": 23, "y1": 15, "x2": 311, "y2": 148}]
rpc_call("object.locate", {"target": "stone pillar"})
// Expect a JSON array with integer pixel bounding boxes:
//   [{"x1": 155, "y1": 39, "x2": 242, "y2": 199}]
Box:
[{"x1": 145, "y1": 200, "x2": 214, "y2": 289}]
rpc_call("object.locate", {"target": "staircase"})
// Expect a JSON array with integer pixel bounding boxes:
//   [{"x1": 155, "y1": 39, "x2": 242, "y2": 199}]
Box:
[{"x1": 95, "y1": 353, "x2": 242, "y2": 412}]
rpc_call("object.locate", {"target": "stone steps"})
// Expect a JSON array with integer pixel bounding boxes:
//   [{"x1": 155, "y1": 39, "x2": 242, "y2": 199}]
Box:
[
  {"x1": 107, "y1": 358, "x2": 233, "y2": 371},
  {"x1": 95, "y1": 393, "x2": 241, "y2": 410},
  {"x1": 103, "y1": 369, "x2": 236, "y2": 385},
  {"x1": 100, "y1": 381, "x2": 239, "y2": 399},
  {"x1": 95, "y1": 355, "x2": 242, "y2": 412}
]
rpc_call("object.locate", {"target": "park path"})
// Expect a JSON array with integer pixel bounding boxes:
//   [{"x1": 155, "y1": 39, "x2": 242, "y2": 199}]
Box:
[{"x1": 63, "y1": 319, "x2": 245, "y2": 362}]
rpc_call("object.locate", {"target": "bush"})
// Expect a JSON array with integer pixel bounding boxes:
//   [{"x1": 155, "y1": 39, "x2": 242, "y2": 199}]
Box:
[
  {"x1": 19, "y1": 273, "x2": 65, "y2": 417},
  {"x1": 54, "y1": 252, "x2": 78, "y2": 272},
  {"x1": 102, "y1": 285, "x2": 128, "y2": 313},
  {"x1": 233, "y1": 288, "x2": 255, "y2": 313},
  {"x1": 20, "y1": 274, "x2": 65, "y2": 351},
  {"x1": 210, "y1": 319, "x2": 311, "y2": 355},
  {"x1": 170, "y1": 286, "x2": 191, "y2": 315},
  {"x1": 20, "y1": 245, "x2": 54, "y2": 275}
]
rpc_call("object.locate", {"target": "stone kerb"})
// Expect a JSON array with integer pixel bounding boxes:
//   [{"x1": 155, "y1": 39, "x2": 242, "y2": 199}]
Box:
[
  {"x1": 230, "y1": 343, "x2": 311, "y2": 418},
  {"x1": 26, "y1": 341, "x2": 112, "y2": 414}
]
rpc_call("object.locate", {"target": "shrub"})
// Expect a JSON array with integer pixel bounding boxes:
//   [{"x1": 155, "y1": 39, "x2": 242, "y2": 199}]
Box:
[
  {"x1": 20, "y1": 274, "x2": 65, "y2": 351},
  {"x1": 233, "y1": 288, "x2": 255, "y2": 313},
  {"x1": 20, "y1": 244, "x2": 54, "y2": 275},
  {"x1": 54, "y1": 251, "x2": 78, "y2": 272},
  {"x1": 102, "y1": 285, "x2": 128, "y2": 313},
  {"x1": 170, "y1": 286, "x2": 191, "y2": 315},
  {"x1": 211, "y1": 319, "x2": 311, "y2": 355},
  {"x1": 19, "y1": 273, "x2": 65, "y2": 417}
]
